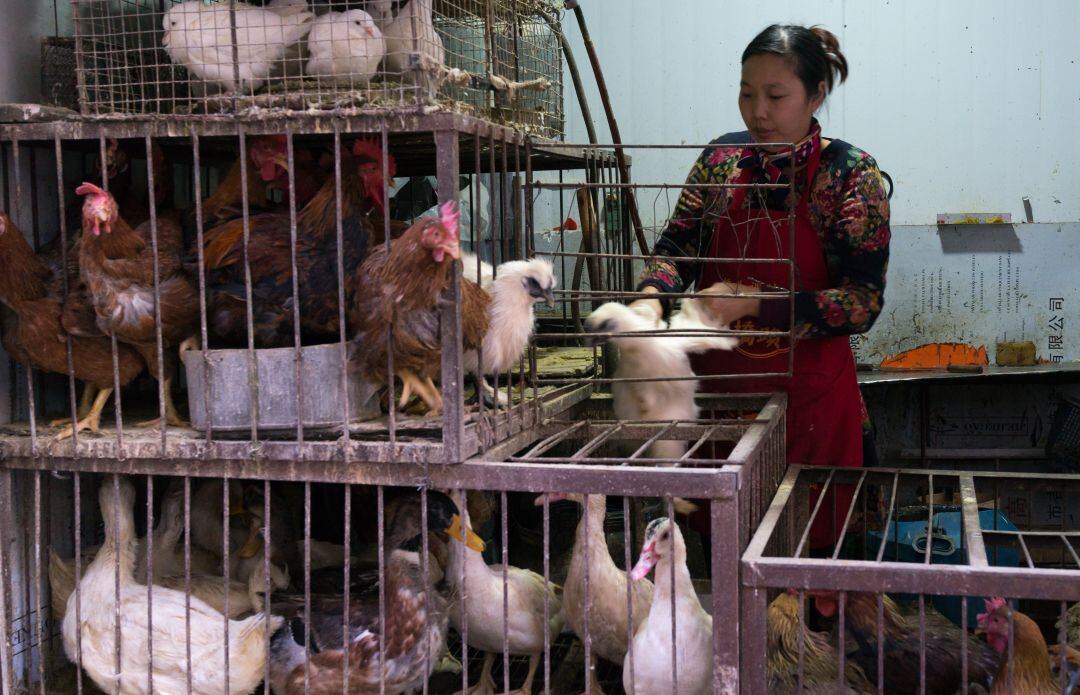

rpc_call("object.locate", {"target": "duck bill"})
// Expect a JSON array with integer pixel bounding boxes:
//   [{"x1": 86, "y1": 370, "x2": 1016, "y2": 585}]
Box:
[
  {"x1": 630, "y1": 543, "x2": 659, "y2": 582},
  {"x1": 237, "y1": 521, "x2": 261, "y2": 559},
  {"x1": 447, "y1": 513, "x2": 485, "y2": 552}
]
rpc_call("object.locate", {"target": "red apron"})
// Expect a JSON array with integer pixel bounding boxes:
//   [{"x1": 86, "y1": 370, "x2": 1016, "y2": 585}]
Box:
[{"x1": 692, "y1": 137, "x2": 862, "y2": 550}]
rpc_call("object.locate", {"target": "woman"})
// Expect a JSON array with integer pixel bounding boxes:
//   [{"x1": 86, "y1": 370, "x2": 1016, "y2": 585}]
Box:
[{"x1": 633, "y1": 24, "x2": 890, "y2": 550}]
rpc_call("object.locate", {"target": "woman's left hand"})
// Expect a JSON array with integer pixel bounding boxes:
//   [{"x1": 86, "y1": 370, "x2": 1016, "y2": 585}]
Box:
[{"x1": 699, "y1": 282, "x2": 762, "y2": 325}]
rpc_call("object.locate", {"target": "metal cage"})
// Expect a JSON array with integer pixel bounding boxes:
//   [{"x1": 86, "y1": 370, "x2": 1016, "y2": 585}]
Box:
[
  {"x1": 71, "y1": 0, "x2": 565, "y2": 139},
  {"x1": 0, "y1": 110, "x2": 800, "y2": 692},
  {"x1": 741, "y1": 465, "x2": 1080, "y2": 694}
]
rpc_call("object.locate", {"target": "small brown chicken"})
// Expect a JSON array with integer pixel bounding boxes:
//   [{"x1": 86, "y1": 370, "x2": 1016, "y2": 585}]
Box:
[
  {"x1": 0, "y1": 211, "x2": 145, "y2": 438},
  {"x1": 349, "y1": 201, "x2": 489, "y2": 416},
  {"x1": 76, "y1": 182, "x2": 197, "y2": 427},
  {"x1": 767, "y1": 592, "x2": 874, "y2": 694},
  {"x1": 979, "y1": 597, "x2": 1068, "y2": 695}
]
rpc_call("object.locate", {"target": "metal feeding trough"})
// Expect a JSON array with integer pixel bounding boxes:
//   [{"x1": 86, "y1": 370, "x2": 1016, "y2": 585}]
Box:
[{"x1": 182, "y1": 344, "x2": 378, "y2": 432}]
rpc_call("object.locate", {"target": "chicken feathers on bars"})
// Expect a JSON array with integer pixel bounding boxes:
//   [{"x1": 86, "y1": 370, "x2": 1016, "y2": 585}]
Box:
[{"x1": 162, "y1": 0, "x2": 314, "y2": 94}]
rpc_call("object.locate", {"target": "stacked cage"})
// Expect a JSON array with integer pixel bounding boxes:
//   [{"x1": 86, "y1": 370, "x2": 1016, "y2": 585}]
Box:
[
  {"x1": 72, "y1": 0, "x2": 564, "y2": 139},
  {"x1": 2, "y1": 40, "x2": 797, "y2": 688}
]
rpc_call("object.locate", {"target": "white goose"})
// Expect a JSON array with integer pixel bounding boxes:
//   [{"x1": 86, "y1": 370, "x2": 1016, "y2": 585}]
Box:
[
  {"x1": 445, "y1": 504, "x2": 564, "y2": 694},
  {"x1": 61, "y1": 476, "x2": 283, "y2": 695},
  {"x1": 624, "y1": 517, "x2": 713, "y2": 695},
  {"x1": 535, "y1": 493, "x2": 653, "y2": 694}
]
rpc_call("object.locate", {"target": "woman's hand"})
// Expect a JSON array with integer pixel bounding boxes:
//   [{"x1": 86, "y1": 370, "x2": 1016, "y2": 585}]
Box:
[
  {"x1": 628, "y1": 285, "x2": 664, "y2": 323},
  {"x1": 699, "y1": 282, "x2": 762, "y2": 325}
]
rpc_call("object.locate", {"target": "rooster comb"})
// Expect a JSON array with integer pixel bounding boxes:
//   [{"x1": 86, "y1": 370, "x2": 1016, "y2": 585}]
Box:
[
  {"x1": 351, "y1": 137, "x2": 382, "y2": 161},
  {"x1": 75, "y1": 181, "x2": 108, "y2": 198},
  {"x1": 439, "y1": 200, "x2": 460, "y2": 240},
  {"x1": 976, "y1": 596, "x2": 1008, "y2": 628}
]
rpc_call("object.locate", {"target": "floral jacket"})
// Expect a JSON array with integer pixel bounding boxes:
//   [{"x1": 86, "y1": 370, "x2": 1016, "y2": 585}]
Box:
[{"x1": 638, "y1": 122, "x2": 891, "y2": 340}]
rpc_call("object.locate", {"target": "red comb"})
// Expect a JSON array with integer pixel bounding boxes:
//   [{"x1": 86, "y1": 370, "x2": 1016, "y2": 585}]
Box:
[
  {"x1": 352, "y1": 138, "x2": 397, "y2": 178},
  {"x1": 75, "y1": 181, "x2": 107, "y2": 198},
  {"x1": 439, "y1": 200, "x2": 459, "y2": 241}
]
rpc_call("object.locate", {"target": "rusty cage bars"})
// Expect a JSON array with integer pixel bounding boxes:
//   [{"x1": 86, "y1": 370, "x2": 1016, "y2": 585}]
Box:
[
  {"x1": 0, "y1": 111, "x2": 799, "y2": 693},
  {"x1": 741, "y1": 465, "x2": 1080, "y2": 694},
  {"x1": 73, "y1": 0, "x2": 565, "y2": 139}
]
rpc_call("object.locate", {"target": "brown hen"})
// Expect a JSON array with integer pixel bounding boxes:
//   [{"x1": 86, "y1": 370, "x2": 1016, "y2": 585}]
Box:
[
  {"x1": 76, "y1": 182, "x2": 197, "y2": 428},
  {"x1": 0, "y1": 211, "x2": 144, "y2": 439},
  {"x1": 348, "y1": 201, "x2": 489, "y2": 416}
]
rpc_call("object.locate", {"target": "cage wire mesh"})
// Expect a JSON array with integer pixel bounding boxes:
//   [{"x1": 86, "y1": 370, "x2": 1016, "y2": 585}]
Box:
[{"x1": 71, "y1": 0, "x2": 565, "y2": 139}]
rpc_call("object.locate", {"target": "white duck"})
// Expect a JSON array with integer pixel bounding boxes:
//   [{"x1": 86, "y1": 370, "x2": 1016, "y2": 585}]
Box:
[
  {"x1": 583, "y1": 299, "x2": 737, "y2": 460},
  {"x1": 61, "y1": 476, "x2": 283, "y2": 695},
  {"x1": 305, "y1": 8, "x2": 386, "y2": 83},
  {"x1": 445, "y1": 504, "x2": 564, "y2": 694},
  {"x1": 624, "y1": 517, "x2": 713, "y2": 695},
  {"x1": 534, "y1": 493, "x2": 652, "y2": 694},
  {"x1": 162, "y1": 0, "x2": 314, "y2": 93}
]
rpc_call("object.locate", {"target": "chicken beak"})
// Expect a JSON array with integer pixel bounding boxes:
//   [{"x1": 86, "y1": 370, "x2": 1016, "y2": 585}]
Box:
[
  {"x1": 543, "y1": 288, "x2": 555, "y2": 308},
  {"x1": 630, "y1": 543, "x2": 658, "y2": 582},
  {"x1": 446, "y1": 513, "x2": 485, "y2": 552},
  {"x1": 534, "y1": 492, "x2": 568, "y2": 506},
  {"x1": 273, "y1": 153, "x2": 289, "y2": 172}
]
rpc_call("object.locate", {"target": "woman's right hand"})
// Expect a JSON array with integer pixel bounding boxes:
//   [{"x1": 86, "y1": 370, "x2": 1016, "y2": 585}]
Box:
[{"x1": 628, "y1": 285, "x2": 663, "y2": 324}]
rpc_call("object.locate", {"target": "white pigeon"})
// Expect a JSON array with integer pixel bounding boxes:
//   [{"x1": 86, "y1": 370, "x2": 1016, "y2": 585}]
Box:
[
  {"x1": 305, "y1": 9, "x2": 386, "y2": 83},
  {"x1": 162, "y1": 0, "x2": 314, "y2": 93},
  {"x1": 584, "y1": 299, "x2": 739, "y2": 460},
  {"x1": 366, "y1": 0, "x2": 445, "y2": 92}
]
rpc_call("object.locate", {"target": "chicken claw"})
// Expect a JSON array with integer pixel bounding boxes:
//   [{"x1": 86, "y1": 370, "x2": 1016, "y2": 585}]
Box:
[
  {"x1": 52, "y1": 387, "x2": 113, "y2": 442},
  {"x1": 135, "y1": 377, "x2": 188, "y2": 428}
]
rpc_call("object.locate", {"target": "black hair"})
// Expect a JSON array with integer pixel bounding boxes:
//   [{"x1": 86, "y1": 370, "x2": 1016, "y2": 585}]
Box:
[{"x1": 742, "y1": 24, "x2": 849, "y2": 101}]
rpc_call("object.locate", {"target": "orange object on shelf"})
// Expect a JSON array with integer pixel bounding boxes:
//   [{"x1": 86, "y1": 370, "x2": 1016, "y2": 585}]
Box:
[{"x1": 880, "y1": 342, "x2": 989, "y2": 369}]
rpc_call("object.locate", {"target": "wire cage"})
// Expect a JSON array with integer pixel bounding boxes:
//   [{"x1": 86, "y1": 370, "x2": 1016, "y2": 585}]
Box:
[
  {"x1": 0, "y1": 117, "x2": 801, "y2": 691},
  {"x1": 71, "y1": 0, "x2": 565, "y2": 139},
  {"x1": 741, "y1": 465, "x2": 1080, "y2": 694}
]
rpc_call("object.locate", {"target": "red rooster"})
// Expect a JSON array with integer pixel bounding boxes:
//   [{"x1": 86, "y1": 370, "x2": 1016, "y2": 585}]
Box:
[
  {"x1": 182, "y1": 134, "x2": 328, "y2": 249},
  {"x1": 199, "y1": 138, "x2": 400, "y2": 348},
  {"x1": 349, "y1": 201, "x2": 490, "y2": 416},
  {"x1": 76, "y1": 182, "x2": 197, "y2": 427},
  {"x1": 0, "y1": 211, "x2": 145, "y2": 439}
]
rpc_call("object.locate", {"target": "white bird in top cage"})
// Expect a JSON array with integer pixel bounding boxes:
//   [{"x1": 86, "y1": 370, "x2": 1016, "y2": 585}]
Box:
[
  {"x1": 305, "y1": 8, "x2": 386, "y2": 84},
  {"x1": 461, "y1": 252, "x2": 556, "y2": 408},
  {"x1": 365, "y1": 0, "x2": 446, "y2": 94},
  {"x1": 583, "y1": 299, "x2": 738, "y2": 460},
  {"x1": 161, "y1": 0, "x2": 314, "y2": 94}
]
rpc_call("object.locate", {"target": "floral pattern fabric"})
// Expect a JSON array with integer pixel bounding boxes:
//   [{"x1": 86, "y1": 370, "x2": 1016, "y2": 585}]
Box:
[{"x1": 638, "y1": 124, "x2": 891, "y2": 340}]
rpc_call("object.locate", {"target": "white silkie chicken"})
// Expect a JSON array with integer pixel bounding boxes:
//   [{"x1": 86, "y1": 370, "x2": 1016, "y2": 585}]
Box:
[
  {"x1": 625, "y1": 517, "x2": 713, "y2": 695},
  {"x1": 305, "y1": 8, "x2": 386, "y2": 84},
  {"x1": 364, "y1": 0, "x2": 445, "y2": 92},
  {"x1": 162, "y1": 0, "x2": 314, "y2": 93},
  {"x1": 583, "y1": 299, "x2": 738, "y2": 459},
  {"x1": 461, "y1": 252, "x2": 556, "y2": 408}
]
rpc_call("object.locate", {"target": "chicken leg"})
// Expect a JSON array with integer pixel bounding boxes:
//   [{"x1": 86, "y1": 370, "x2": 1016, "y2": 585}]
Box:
[
  {"x1": 396, "y1": 370, "x2": 443, "y2": 416},
  {"x1": 135, "y1": 377, "x2": 188, "y2": 428},
  {"x1": 510, "y1": 653, "x2": 541, "y2": 695},
  {"x1": 49, "y1": 383, "x2": 99, "y2": 428},
  {"x1": 420, "y1": 376, "x2": 443, "y2": 416},
  {"x1": 455, "y1": 651, "x2": 496, "y2": 695},
  {"x1": 53, "y1": 387, "x2": 113, "y2": 441}
]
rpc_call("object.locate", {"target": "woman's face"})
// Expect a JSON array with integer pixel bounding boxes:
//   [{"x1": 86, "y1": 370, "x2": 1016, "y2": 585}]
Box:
[{"x1": 739, "y1": 53, "x2": 824, "y2": 151}]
